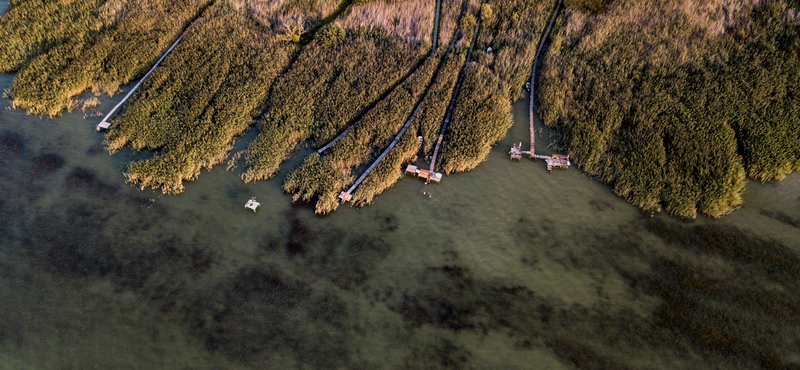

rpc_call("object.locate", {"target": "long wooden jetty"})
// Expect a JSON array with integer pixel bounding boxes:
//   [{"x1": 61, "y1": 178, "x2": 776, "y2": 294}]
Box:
[
  {"x1": 338, "y1": 100, "x2": 426, "y2": 202},
  {"x1": 96, "y1": 33, "x2": 186, "y2": 131},
  {"x1": 427, "y1": 0, "x2": 487, "y2": 176},
  {"x1": 510, "y1": 0, "x2": 570, "y2": 171}
]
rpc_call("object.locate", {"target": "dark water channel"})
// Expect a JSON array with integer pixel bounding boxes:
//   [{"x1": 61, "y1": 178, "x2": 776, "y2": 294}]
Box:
[{"x1": 2, "y1": 2, "x2": 800, "y2": 367}]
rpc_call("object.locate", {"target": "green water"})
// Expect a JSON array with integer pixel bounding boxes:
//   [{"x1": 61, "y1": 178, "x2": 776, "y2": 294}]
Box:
[{"x1": 2, "y1": 4, "x2": 800, "y2": 368}]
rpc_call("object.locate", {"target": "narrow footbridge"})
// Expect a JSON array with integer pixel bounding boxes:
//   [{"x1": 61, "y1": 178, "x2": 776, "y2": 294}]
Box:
[{"x1": 510, "y1": 0, "x2": 570, "y2": 171}]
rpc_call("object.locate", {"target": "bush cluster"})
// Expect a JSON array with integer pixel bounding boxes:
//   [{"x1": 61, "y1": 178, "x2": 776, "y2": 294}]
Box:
[{"x1": 316, "y1": 22, "x2": 346, "y2": 46}]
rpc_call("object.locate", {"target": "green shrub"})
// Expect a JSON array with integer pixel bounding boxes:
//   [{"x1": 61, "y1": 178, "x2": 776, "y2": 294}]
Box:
[
  {"x1": 480, "y1": 4, "x2": 492, "y2": 21},
  {"x1": 316, "y1": 22, "x2": 346, "y2": 46}
]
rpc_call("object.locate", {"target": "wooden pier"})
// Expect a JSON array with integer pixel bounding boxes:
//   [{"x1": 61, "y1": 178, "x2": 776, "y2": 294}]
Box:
[
  {"x1": 96, "y1": 33, "x2": 186, "y2": 131},
  {"x1": 427, "y1": 0, "x2": 486, "y2": 176},
  {"x1": 405, "y1": 164, "x2": 442, "y2": 183},
  {"x1": 509, "y1": 0, "x2": 569, "y2": 172}
]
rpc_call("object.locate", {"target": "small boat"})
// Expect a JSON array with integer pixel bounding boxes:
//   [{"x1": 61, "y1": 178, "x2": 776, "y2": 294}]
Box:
[
  {"x1": 245, "y1": 197, "x2": 260, "y2": 212},
  {"x1": 525, "y1": 82, "x2": 531, "y2": 92}
]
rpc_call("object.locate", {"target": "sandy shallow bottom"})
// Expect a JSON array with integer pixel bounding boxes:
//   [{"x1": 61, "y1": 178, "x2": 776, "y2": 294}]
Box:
[{"x1": 1, "y1": 7, "x2": 800, "y2": 368}]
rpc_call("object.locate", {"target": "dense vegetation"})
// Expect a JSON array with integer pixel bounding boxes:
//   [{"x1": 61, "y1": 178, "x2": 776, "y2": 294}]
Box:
[
  {"x1": 282, "y1": 54, "x2": 441, "y2": 213},
  {"x1": 6, "y1": 0, "x2": 796, "y2": 216},
  {"x1": 243, "y1": 2, "x2": 434, "y2": 183},
  {"x1": 350, "y1": 51, "x2": 464, "y2": 207},
  {"x1": 540, "y1": 0, "x2": 800, "y2": 218},
  {"x1": 437, "y1": 0, "x2": 552, "y2": 174},
  {"x1": 104, "y1": 1, "x2": 296, "y2": 194},
  {"x1": 0, "y1": 0, "x2": 210, "y2": 116},
  {"x1": 440, "y1": 64, "x2": 512, "y2": 173}
]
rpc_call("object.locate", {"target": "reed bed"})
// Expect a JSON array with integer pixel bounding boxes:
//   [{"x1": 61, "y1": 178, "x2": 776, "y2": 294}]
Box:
[
  {"x1": 104, "y1": 2, "x2": 295, "y2": 194},
  {"x1": 282, "y1": 55, "x2": 441, "y2": 214},
  {"x1": 438, "y1": 0, "x2": 465, "y2": 46},
  {"x1": 350, "y1": 132, "x2": 418, "y2": 207},
  {"x1": 439, "y1": 64, "x2": 512, "y2": 174},
  {"x1": 243, "y1": 32, "x2": 427, "y2": 183},
  {"x1": 1, "y1": 0, "x2": 210, "y2": 117},
  {"x1": 470, "y1": 0, "x2": 554, "y2": 101},
  {"x1": 415, "y1": 53, "x2": 465, "y2": 155},
  {"x1": 350, "y1": 52, "x2": 465, "y2": 206},
  {"x1": 340, "y1": 0, "x2": 434, "y2": 44},
  {"x1": 539, "y1": 0, "x2": 798, "y2": 218},
  {"x1": 232, "y1": 0, "x2": 341, "y2": 29}
]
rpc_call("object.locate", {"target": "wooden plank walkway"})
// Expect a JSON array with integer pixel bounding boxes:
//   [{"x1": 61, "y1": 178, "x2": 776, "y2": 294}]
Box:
[
  {"x1": 96, "y1": 32, "x2": 186, "y2": 131},
  {"x1": 528, "y1": 0, "x2": 562, "y2": 154},
  {"x1": 428, "y1": 0, "x2": 487, "y2": 174},
  {"x1": 317, "y1": 118, "x2": 359, "y2": 154},
  {"x1": 340, "y1": 98, "x2": 426, "y2": 201},
  {"x1": 508, "y1": 0, "x2": 570, "y2": 171},
  {"x1": 339, "y1": 7, "x2": 465, "y2": 202}
]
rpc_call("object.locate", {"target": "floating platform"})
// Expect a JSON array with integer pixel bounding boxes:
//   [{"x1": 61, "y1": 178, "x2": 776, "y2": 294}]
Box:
[
  {"x1": 545, "y1": 154, "x2": 570, "y2": 171},
  {"x1": 245, "y1": 197, "x2": 260, "y2": 212}
]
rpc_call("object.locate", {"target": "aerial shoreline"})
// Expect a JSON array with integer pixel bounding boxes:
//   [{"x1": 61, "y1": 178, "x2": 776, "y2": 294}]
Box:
[{"x1": 1, "y1": 0, "x2": 798, "y2": 219}]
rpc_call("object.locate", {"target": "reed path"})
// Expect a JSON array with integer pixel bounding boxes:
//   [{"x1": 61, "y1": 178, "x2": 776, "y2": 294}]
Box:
[
  {"x1": 528, "y1": 0, "x2": 563, "y2": 154},
  {"x1": 96, "y1": 32, "x2": 186, "y2": 131},
  {"x1": 428, "y1": 0, "x2": 487, "y2": 174},
  {"x1": 318, "y1": 0, "x2": 456, "y2": 154}
]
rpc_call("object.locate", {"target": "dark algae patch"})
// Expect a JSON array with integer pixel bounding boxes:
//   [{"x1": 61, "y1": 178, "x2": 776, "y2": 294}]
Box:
[
  {"x1": 0, "y1": 130, "x2": 25, "y2": 154},
  {"x1": 30, "y1": 153, "x2": 65, "y2": 175}
]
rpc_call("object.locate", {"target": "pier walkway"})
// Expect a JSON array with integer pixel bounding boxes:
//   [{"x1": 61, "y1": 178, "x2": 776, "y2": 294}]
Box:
[
  {"x1": 96, "y1": 32, "x2": 186, "y2": 131},
  {"x1": 338, "y1": 2, "x2": 467, "y2": 203},
  {"x1": 427, "y1": 0, "x2": 487, "y2": 178},
  {"x1": 510, "y1": 0, "x2": 569, "y2": 171}
]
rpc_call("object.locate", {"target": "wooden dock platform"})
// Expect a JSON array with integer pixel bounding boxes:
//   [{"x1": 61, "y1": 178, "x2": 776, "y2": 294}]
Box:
[{"x1": 405, "y1": 164, "x2": 442, "y2": 183}]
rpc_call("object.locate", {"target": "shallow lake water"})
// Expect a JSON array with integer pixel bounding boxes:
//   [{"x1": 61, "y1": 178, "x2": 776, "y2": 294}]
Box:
[{"x1": 2, "y1": 2, "x2": 800, "y2": 367}]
